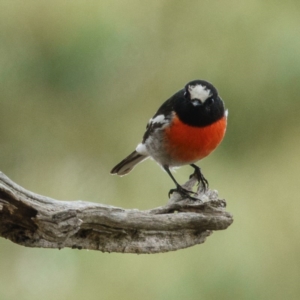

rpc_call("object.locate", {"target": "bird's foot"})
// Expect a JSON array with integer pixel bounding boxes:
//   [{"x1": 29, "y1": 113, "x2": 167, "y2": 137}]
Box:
[
  {"x1": 168, "y1": 185, "x2": 199, "y2": 201},
  {"x1": 189, "y1": 167, "x2": 209, "y2": 191}
]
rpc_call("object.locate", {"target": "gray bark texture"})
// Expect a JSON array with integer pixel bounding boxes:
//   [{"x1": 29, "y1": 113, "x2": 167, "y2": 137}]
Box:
[{"x1": 0, "y1": 171, "x2": 233, "y2": 254}]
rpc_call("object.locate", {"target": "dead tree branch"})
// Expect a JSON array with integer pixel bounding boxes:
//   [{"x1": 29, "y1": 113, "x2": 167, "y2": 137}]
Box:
[{"x1": 0, "y1": 171, "x2": 233, "y2": 254}]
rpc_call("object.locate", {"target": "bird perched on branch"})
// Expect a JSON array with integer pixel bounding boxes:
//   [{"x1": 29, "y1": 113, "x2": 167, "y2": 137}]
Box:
[{"x1": 111, "y1": 80, "x2": 228, "y2": 200}]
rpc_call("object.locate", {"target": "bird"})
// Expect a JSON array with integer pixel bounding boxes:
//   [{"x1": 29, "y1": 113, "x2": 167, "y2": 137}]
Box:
[{"x1": 111, "y1": 79, "x2": 228, "y2": 200}]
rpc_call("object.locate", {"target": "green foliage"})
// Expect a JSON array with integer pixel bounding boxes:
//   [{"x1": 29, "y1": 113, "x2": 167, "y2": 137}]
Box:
[{"x1": 1, "y1": 1, "x2": 300, "y2": 300}]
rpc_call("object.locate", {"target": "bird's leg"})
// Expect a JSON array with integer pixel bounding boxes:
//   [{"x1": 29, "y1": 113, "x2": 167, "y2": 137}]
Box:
[
  {"x1": 163, "y1": 165, "x2": 199, "y2": 200},
  {"x1": 190, "y1": 164, "x2": 209, "y2": 190}
]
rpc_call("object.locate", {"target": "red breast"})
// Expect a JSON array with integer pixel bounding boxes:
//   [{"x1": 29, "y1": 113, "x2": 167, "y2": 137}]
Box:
[{"x1": 164, "y1": 114, "x2": 227, "y2": 163}]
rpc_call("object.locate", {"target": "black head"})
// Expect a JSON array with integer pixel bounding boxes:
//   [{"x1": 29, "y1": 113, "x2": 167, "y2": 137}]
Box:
[
  {"x1": 174, "y1": 80, "x2": 225, "y2": 127},
  {"x1": 184, "y1": 80, "x2": 218, "y2": 105}
]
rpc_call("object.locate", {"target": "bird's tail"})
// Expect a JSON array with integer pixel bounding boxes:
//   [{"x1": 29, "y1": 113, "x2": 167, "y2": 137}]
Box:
[{"x1": 110, "y1": 151, "x2": 148, "y2": 176}]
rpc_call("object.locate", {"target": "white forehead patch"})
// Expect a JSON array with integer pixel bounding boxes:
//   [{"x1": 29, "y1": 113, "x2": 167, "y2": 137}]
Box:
[{"x1": 189, "y1": 84, "x2": 211, "y2": 102}]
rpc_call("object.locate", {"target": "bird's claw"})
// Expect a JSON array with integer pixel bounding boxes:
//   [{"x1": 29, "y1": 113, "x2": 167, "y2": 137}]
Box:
[
  {"x1": 189, "y1": 167, "x2": 209, "y2": 191},
  {"x1": 168, "y1": 185, "x2": 199, "y2": 201}
]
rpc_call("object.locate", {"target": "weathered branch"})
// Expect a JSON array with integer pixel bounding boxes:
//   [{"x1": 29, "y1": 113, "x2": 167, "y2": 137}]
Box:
[{"x1": 0, "y1": 171, "x2": 233, "y2": 254}]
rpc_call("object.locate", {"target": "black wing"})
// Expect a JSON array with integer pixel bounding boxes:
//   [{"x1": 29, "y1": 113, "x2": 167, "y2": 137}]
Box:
[{"x1": 142, "y1": 89, "x2": 185, "y2": 143}]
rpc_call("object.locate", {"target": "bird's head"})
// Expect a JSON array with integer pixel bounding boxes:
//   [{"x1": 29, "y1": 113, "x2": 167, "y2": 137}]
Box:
[{"x1": 184, "y1": 80, "x2": 218, "y2": 106}]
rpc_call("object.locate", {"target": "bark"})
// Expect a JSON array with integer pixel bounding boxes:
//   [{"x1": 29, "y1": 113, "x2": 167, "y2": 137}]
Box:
[{"x1": 0, "y1": 172, "x2": 233, "y2": 254}]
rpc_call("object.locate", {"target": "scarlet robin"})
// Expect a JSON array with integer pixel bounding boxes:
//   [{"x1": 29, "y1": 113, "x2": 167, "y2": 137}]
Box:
[{"x1": 111, "y1": 80, "x2": 228, "y2": 199}]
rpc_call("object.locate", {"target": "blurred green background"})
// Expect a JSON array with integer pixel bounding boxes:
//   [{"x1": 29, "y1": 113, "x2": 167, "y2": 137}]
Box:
[{"x1": 1, "y1": 0, "x2": 300, "y2": 299}]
